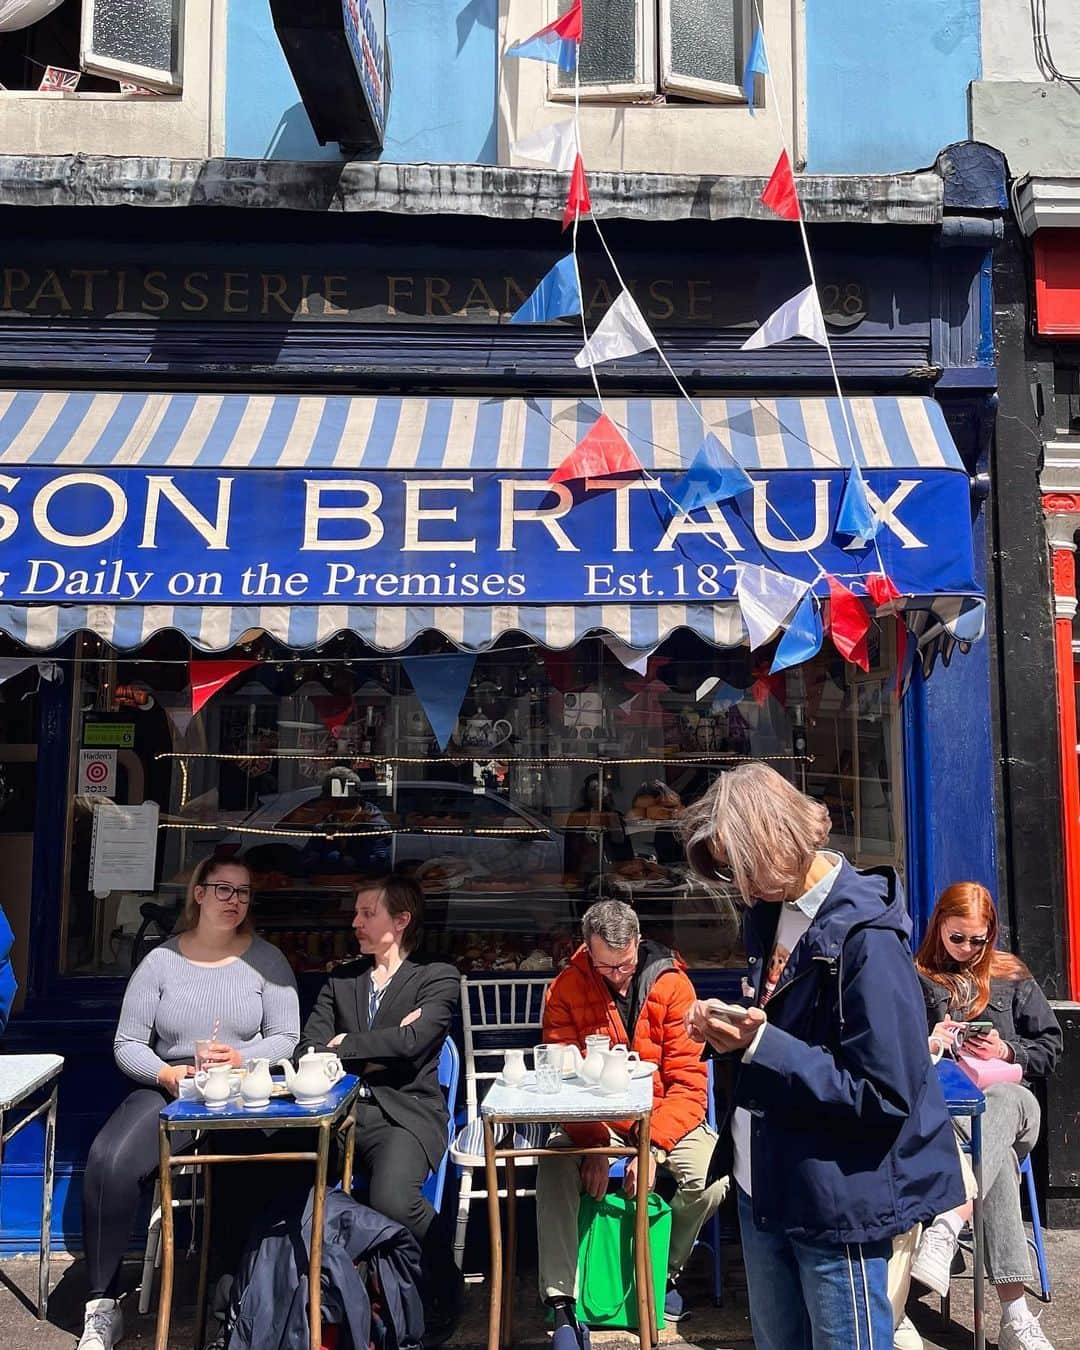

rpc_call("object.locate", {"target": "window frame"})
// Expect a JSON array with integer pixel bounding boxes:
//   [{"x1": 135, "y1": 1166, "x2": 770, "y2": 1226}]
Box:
[
  {"x1": 658, "y1": 0, "x2": 750, "y2": 105},
  {"x1": 545, "y1": 0, "x2": 751, "y2": 106},
  {"x1": 548, "y1": 0, "x2": 656, "y2": 104},
  {"x1": 80, "y1": 0, "x2": 185, "y2": 93}
]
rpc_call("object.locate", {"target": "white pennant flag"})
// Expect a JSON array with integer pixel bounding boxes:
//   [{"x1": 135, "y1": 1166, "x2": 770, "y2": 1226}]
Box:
[
  {"x1": 574, "y1": 289, "x2": 659, "y2": 368},
  {"x1": 511, "y1": 118, "x2": 578, "y2": 171},
  {"x1": 602, "y1": 635, "x2": 655, "y2": 675},
  {"x1": 735, "y1": 563, "x2": 811, "y2": 651},
  {"x1": 741, "y1": 284, "x2": 828, "y2": 351}
]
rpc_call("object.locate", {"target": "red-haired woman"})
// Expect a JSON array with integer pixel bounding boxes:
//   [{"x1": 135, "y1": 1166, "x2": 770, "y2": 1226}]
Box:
[{"x1": 911, "y1": 882, "x2": 1061, "y2": 1350}]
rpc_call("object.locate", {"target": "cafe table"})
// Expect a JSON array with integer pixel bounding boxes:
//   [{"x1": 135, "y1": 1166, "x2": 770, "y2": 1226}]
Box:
[
  {"x1": 155, "y1": 1073, "x2": 360, "y2": 1350},
  {"x1": 935, "y1": 1059, "x2": 986, "y2": 1350},
  {"x1": 481, "y1": 1071, "x2": 657, "y2": 1350}
]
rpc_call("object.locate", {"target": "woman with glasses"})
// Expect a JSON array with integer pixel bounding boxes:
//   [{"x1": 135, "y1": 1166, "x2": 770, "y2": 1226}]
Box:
[
  {"x1": 77, "y1": 853, "x2": 300, "y2": 1350},
  {"x1": 908, "y1": 882, "x2": 1061, "y2": 1350}
]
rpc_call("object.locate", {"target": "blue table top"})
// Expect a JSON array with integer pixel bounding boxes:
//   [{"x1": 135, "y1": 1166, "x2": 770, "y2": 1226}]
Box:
[
  {"x1": 160, "y1": 1073, "x2": 359, "y2": 1128},
  {"x1": 935, "y1": 1059, "x2": 986, "y2": 1115}
]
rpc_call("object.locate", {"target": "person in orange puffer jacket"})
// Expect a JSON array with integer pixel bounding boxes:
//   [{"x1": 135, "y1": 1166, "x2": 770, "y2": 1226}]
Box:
[{"x1": 536, "y1": 900, "x2": 727, "y2": 1346}]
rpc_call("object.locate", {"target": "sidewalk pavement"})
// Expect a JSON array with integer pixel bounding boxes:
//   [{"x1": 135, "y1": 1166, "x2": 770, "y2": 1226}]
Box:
[{"x1": 0, "y1": 1231, "x2": 1076, "y2": 1349}]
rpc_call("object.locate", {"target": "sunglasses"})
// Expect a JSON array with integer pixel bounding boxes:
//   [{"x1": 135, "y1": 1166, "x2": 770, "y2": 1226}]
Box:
[{"x1": 946, "y1": 933, "x2": 988, "y2": 949}]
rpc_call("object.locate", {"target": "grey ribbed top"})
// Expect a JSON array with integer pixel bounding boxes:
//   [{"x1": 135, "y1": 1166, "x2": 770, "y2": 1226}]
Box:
[{"x1": 113, "y1": 936, "x2": 300, "y2": 1086}]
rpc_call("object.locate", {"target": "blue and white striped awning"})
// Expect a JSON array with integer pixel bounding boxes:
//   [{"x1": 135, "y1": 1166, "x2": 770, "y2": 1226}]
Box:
[
  {"x1": 0, "y1": 389, "x2": 962, "y2": 471},
  {"x1": 0, "y1": 390, "x2": 973, "y2": 654}
]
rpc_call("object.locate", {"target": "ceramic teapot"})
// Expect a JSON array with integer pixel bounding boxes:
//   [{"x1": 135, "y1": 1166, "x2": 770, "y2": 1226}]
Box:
[
  {"x1": 241, "y1": 1057, "x2": 274, "y2": 1110},
  {"x1": 579, "y1": 1034, "x2": 611, "y2": 1085},
  {"x1": 455, "y1": 714, "x2": 512, "y2": 751},
  {"x1": 193, "y1": 1063, "x2": 233, "y2": 1109},
  {"x1": 276, "y1": 1048, "x2": 344, "y2": 1105}
]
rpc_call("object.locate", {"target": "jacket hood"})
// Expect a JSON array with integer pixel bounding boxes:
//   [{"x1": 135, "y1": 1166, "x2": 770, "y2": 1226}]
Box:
[{"x1": 747, "y1": 858, "x2": 911, "y2": 963}]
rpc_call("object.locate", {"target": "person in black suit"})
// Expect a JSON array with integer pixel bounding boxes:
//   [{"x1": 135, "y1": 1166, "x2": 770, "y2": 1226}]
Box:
[{"x1": 300, "y1": 874, "x2": 462, "y2": 1341}]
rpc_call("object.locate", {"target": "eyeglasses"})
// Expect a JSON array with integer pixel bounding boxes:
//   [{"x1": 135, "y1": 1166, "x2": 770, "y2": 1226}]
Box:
[
  {"x1": 592, "y1": 959, "x2": 639, "y2": 976},
  {"x1": 946, "y1": 933, "x2": 988, "y2": 949},
  {"x1": 202, "y1": 882, "x2": 252, "y2": 905}
]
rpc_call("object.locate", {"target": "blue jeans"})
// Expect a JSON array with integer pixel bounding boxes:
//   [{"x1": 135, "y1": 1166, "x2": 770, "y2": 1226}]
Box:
[{"x1": 737, "y1": 1188, "x2": 894, "y2": 1350}]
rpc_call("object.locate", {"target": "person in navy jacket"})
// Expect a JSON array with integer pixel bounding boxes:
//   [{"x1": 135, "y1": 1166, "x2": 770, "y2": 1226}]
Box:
[{"x1": 680, "y1": 763, "x2": 964, "y2": 1350}]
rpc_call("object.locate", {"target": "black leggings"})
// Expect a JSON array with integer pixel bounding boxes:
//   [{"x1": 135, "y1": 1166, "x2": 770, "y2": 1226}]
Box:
[{"x1": 82, "y1": 1087, "x2": 267, "y2": 1299}]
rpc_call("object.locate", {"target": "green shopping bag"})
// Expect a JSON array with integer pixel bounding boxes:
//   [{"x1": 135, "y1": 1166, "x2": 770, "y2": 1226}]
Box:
[{"x1": 575, "y1": 1191, "x2": 671, "y2": 1331}]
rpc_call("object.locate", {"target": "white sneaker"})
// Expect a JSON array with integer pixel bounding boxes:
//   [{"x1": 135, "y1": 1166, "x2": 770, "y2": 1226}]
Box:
[
  {"x1": 910, "y1": 1220, "x2": 959, "y2": 1298},
  {"x1": 894, "y1": 1314, "x2": 924, "y2": 1350},
  {"x1": 999, "y1": 1314, "x2": 1055, "y2": 1350},
  {"x1": 77, "y1": 1298, "x2": 123, "y2": 1350}
]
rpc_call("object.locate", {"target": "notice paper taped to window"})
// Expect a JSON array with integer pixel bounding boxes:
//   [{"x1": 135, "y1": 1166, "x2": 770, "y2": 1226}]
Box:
[{"x1": 89, "y1": 801, "x2": 159, "y2": 896}]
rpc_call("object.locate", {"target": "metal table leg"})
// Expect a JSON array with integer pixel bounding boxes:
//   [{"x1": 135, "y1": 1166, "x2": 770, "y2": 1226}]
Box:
[
  {"x1": 502, "y1": 1154, "x2": 517, "y2": 1349},
  {"x1": 155, "y1": 1126, "x2": 175, "y2": 1350},
  {"x1": 37, "y1": 1083, "x2": 57, "y2": 1320},
  {"x1": 484, "y1": 1118, "x2": 503, "y2": 1350},
  {"x1": 972, "y1": 1113, "x2": 985, "y2": 1350},
  {"x1": 309, "y1": 1122, "x2": 330, "y2": 1350},
  {"x1": 194, "y1": 1160, "x2": 213, "y2": 1350},
  {"x1": 633, "y1": 1125, "x2": 656, "y2": 1350}
]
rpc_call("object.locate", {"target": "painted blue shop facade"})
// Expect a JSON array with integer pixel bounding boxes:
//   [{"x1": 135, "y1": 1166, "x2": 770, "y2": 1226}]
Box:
[{"x1": 0, "y1": 156, "x2": 1002, "y2": 1251}]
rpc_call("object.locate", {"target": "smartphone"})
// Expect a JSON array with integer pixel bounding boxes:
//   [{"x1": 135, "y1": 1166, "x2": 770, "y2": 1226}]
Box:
[
  {"x1": 956, "y1": 1021, "x2": 993, "y2": 1041},
  {"x1": 702, "y1": 999, "x2": 752, "y2": 1025}
]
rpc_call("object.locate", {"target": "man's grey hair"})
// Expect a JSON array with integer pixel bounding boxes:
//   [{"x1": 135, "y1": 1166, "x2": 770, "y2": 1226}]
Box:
[{"x1": 582, "y1": 899, "x2": 640, "y2": 948}]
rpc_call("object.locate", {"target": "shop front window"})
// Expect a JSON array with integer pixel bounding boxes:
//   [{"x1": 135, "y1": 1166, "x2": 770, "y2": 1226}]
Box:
[{"x1": 59, "y1": 628, "x2": 903, "y2": 979}]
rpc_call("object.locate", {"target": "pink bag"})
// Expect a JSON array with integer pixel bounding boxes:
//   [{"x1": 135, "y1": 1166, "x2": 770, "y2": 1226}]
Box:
[{"x1": 956, "y1": 1052, "x2": 1022, "y2": 1090}]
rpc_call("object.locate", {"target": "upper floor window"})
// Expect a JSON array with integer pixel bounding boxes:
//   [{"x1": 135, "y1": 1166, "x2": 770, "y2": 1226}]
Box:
[
  {"x1": 553, "y1": 0, "x2": 749, "y2": 104},
  {"x1": 0, "y1": 0, "x2": 182, "y2": 93}
]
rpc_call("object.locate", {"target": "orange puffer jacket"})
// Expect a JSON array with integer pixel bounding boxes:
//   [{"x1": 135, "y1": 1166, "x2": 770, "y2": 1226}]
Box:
[{"x1": 543, "y1": 940, "x2": 707, "y2": 1151}]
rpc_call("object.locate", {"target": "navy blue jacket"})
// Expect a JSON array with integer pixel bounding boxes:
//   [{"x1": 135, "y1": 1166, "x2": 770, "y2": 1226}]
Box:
[{"x1": 721, "y1": 860, "x2": 965, "y2": 1245}]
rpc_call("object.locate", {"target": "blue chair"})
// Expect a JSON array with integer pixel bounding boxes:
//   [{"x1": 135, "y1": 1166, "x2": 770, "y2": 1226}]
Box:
[
  {"x1": 1020, "y1": 1153, "x2": 1052, "y2": 1302},
  {"x1": 347, "y1": 1035, "x2": 460, "y2": 1215},
  {"x1": 607, "y1": 1057, "x2": 725, "y2": 1306}
]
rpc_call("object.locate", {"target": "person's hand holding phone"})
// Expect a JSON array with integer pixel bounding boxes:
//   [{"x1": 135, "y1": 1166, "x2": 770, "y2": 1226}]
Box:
[
  {"x1": 961, "y1": 1027, "x2": 1012, "y2": 1061},
  {"x1": 929, "y1": 1017, "x2": 960, "y2": 1056},
  {"x1": 686, "y1": 998, "x2": 765, "y2": 1053}
]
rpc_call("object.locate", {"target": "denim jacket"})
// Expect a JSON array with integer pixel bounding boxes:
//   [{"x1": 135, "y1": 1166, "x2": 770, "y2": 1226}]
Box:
[{"x1": 920, "y1": 972, "x2": 1061, "y2": 1081}]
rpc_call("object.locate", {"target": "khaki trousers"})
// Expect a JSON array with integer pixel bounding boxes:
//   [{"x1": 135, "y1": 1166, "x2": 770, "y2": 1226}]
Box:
[
  {"x1": 888, "y1": 1145, "x2": 977, "y2": 1326},
  {"x1": 536, "y1": 1122, "x2": 728, "y2": 1302}
]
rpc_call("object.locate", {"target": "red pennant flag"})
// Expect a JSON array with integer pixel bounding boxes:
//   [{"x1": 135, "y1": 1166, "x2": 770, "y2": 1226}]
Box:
[
  {"x1": 312, "y1": 695, "x2": 353, "y2": 736},
  {"x1": 551, "y1": 0, "x2": 583, "y2": 40},
  {"x1": 562, "y1": 154, "x2": 591, "y2": 230},
  {"x1": 549, "y1": 413, "x2": 642, "y2": 482},
  {"x1": 866, "y1": 571, "x2": 902, "y2": 614},
  {"x1": 750, "y1": 665, "x2": 786, "y2": 708},
  {"x1": 761, "y1": 150, "x2": 800, "y2": 221},
  {"x1": 189, "y1": 660, "x2": 258, "y2": 716},
  {"x1": 826, "y1": 576, "x2": 871, "y2": 671}
]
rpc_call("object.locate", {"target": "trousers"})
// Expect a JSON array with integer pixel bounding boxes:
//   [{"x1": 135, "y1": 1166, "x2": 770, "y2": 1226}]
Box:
[
  {"x1": 953, "y1": 1079, "x2": 1041, "y2": 1286},
  {"x1": 535, "y1": 1122, "x2": 725, "y2": 1302},
  {"x1": 82, "y1": 1087, "x2": 265, "y2": 1299},
  {"x1": 737, "y1": 1187, "x2": 894, "y2": 1350}
]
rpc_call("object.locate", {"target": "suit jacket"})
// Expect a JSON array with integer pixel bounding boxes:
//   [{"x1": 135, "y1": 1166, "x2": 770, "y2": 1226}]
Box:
[{"x1": 300, "y1": 955, "x2": 460, "y2": 1171}]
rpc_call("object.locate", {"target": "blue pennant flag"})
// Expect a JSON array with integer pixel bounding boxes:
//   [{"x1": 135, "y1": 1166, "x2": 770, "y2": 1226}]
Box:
[
  {"x1": 506, "y1": 32, "x2": 578, "y2": 73},
  {"x1": 710, "y1": 682, "x2": 745, "y2": 712},
  {"x1": 509, "y1": 255, "x2": 581, "y2": 324},
  {"x1": 402, "y1": 652, "x2": 477, "y2": 752},
  {"x1": 770, "y1": 592, "x2": 824, "y2": 674},
  {"x1": 836, "y1": 462, "x2": 882, "y2": 543},
  {"x1": 667, "y1": 435, "x2": 753, "y2": 516},
  {"x1": 743, "y1": 27, "x2": 769, "y2": 113}
]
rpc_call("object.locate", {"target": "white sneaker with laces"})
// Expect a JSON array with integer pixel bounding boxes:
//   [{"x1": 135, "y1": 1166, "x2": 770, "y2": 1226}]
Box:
[
  {"x1": 893, "y1": 1313, "x2": 924, "y2": 1350},
  {"x1": 909, "y1": 1220, "x2": 959, "y2": 1298},
  {"x1": 77, "y1": 1298, "x2": 123, "y2": 1350},
  {"x1": 999, "y1": 1314, "x2": 1055, "y2": 1350}
]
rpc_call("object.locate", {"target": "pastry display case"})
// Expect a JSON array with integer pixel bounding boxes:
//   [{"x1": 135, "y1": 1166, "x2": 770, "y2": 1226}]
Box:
[{"x1": 57, "y1": 628, "x2": 902, "y2": 979}]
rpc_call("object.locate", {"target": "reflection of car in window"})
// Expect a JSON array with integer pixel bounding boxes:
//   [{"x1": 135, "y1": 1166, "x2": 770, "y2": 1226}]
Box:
[{"x1": 232, "y1": 780, "x2": 563, "y2": 884}]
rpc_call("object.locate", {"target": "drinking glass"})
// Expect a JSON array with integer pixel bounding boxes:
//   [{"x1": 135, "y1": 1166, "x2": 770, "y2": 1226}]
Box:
[
  {"x1": 194, "y1": 1039, "x2": 213, "y2": 1073},
  {"x1": 535, "y1": 1063, "x2": 561, "y2": 1094}
]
